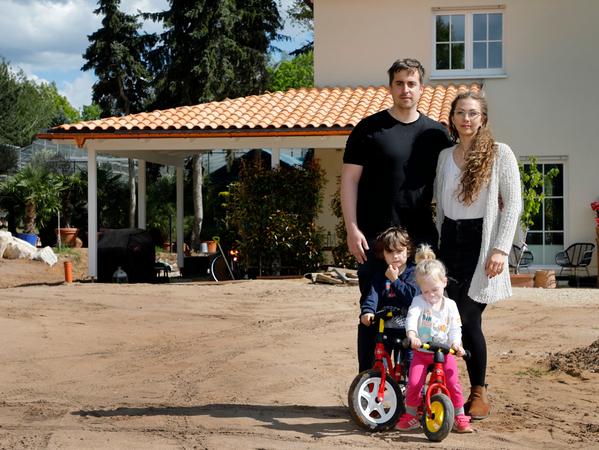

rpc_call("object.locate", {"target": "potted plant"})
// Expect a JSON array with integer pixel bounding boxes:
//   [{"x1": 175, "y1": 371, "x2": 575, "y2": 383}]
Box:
[
  {"x1": 1, "y1": 165, "x2": 63, "y2": 245},
  {"x1": 55, "y1": 172, "x2": 86, "y2": 247}
]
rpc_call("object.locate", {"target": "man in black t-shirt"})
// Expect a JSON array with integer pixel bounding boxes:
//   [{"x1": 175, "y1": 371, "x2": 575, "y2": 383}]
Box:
[{"x1": 341, "y1": 58, "x2": 452, "y2": 372}]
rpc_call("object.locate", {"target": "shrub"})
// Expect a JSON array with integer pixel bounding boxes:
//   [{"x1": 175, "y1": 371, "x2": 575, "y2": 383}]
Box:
[{"x1": 225, "y1": 155, "x2": 325, "y2": 275}]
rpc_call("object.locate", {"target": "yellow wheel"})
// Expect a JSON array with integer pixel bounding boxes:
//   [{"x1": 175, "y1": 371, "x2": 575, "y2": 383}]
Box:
[{"x1": 422, "y1": 393, "x2": 454, "y2": 442}]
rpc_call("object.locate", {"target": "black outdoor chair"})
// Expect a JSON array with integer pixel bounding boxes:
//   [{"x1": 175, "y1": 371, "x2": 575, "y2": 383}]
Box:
[
  {"x1": 508, "y1": 244, "x2": 534, "y2": 273},
  {"x1": 555, "y1": 243, "x2": 595, "y2": 286}
]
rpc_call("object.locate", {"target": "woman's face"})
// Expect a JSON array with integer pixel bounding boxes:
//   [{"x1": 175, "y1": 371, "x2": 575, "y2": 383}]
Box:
[
  {"x1": 453, "y1": 98, "x2": 484, "y2": 139},
  {"x1": 383, "y1": 246, "x2": 408, "y2": 269}
]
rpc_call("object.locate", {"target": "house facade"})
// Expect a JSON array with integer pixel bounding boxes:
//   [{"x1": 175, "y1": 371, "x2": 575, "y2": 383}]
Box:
[{"x1": 313, "y1": 0, "x2": 599, "y2": 268}]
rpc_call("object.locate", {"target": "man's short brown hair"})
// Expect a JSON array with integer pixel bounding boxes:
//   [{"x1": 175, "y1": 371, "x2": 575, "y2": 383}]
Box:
[{"x1": 387, "y1": 58, "x2": 425, "y2": 85}]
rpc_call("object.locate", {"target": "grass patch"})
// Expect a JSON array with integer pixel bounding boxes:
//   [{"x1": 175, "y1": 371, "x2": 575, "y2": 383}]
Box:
[
  {"x1": 53, "y1": 247, "x2": 82, "y2": 263},
  {"x1": 515, "y1": 367, "x2": 548, "y2": 378}
]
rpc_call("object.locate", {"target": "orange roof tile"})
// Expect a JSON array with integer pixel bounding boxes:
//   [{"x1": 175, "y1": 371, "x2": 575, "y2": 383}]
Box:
[{"x1": 46, "y1": 83, "x2": 481, "y2": 136}]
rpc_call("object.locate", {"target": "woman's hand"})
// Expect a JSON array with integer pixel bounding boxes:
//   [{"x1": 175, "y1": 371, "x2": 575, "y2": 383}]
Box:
[
  {"x1": 360, "y1": 313, "x2": 374, "y2": 326},
  {"x1": 485, "y1": 248, "x2": 507, "y2": 278}
]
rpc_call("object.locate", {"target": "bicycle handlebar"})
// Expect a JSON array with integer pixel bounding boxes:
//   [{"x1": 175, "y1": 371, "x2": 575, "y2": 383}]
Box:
[
  {"x1": 402, "y1": 338, "x2": 471, "y2": 360},
  {"x1": 373, "y1": 306, "x2": 405, "y2": 321}
]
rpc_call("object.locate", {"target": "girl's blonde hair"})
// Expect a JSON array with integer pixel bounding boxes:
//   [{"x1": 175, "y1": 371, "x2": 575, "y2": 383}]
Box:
[{"x1": 414, "y1": 244, "x2": 447, "y2": 284}]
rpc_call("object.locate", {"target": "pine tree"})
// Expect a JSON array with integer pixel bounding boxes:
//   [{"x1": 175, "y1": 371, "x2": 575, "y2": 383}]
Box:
[
  {"x1": 147, "y1": 0, "x2": 281, "y2": 247},
  {"x1": 82, "y1": 0, "x2": 154, "y2": 227},
  {"x1": 148, "y1": 0, "x2": 281, "y2": 108},
  {"x1": 82, "y1": 0, "x2": 152, "y2": 116}
]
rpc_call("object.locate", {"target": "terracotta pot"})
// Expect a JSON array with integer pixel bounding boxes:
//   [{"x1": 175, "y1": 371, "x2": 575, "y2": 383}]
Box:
[
  {"x1": 510, "y1": 273, "x2": 535, "y2": 288},
  {"x1": 56, "y1": 227, "x2": 79, "y2": 247},
  {"x1": 206, "y1": 240, "x2": 217, "y2": 253},
  {"x1": 534, "y1": 270, "x2": 556, "y2": 289}
]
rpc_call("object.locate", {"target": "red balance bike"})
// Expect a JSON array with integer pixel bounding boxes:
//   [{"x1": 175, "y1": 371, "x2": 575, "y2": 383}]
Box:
[
  {"x1": 348, "y1": 306, "x2": 409, "y2": 431},
  {"x1": 408, "y1": 340, "x2": 471, "y2": 442}
]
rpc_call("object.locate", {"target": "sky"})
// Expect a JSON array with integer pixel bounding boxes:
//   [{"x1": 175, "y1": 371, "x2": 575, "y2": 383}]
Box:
[{"x1": 0, "y1": 0, "x2": 312, "y2": 110}]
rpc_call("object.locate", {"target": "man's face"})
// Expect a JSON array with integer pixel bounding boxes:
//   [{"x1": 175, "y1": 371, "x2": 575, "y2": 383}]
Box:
[{"x1": 389, "y1": 69, "x2": 424, "y2": 112}]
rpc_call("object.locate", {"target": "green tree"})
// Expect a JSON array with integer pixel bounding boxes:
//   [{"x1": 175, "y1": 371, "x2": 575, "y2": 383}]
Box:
[
  {"x1": 147, "y1": 0, "x2": 281, "y2": 108},
  {"x1": 0, "y1": 58, "x2": 56, "y2": 147},
  {"x1": 82, "y1": 0, "x2": 152, "y2": 116},
  {"x1": 146, "y1": 0, "x2": 281, "y2": 248},
  {"x1": 286, "y1": 0, "x2": 313, "y2": 54},
  {"x1": 82, "y1": 0, "x2": 154, "y2": 228},
  {"x1": 81, "y1": 103, "x2": 102, "y2": 121},
  {"x1": 287, "y1": 0, "x2": 313, "y2": 32},
  {"x1": 39, "y1": 82, "x2": 80, "y2": 126},
  {"x1": 268, "y1": 50, "x2": 313, "y2": 91}
]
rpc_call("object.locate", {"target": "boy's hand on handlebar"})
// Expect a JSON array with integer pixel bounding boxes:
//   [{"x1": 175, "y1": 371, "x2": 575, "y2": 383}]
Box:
[{"x1": 360, "y1": 313, "x2": 374, "y2": 326}]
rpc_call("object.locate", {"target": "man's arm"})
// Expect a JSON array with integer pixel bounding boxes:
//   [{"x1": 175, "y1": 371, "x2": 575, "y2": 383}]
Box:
[{"x1": 341, "y1": 163, "x2": 368, "y2": 264}]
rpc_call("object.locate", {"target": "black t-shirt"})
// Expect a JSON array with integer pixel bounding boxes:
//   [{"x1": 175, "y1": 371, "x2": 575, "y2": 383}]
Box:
[{"x1": 344, "y1": 110, "x2": 452, "y2": 240}]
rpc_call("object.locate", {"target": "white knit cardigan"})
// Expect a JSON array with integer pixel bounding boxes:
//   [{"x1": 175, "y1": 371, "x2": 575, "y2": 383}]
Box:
[{"x1": 435, "y1": 143, "x2": 522, "y2": 304}]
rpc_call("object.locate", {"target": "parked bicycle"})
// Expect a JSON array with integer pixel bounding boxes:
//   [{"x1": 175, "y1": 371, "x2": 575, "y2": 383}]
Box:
[{"x1": 210, "y1": 236, "x2": 243, "y2": 282}]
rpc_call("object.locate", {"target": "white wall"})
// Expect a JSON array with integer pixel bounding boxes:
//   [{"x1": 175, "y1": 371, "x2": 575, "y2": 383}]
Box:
[{"x1": 315, "y1": 0, "x2": 599, "y2": 269}]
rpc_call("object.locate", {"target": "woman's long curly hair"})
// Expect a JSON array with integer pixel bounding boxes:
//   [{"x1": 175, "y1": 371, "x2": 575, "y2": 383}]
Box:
[{"x1": 448, "y1": 90, "x2": 497, "y2": 205}]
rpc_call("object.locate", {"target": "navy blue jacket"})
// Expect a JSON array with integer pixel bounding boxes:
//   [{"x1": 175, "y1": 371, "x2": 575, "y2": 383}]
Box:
[{"x1": 360, "y1": 263, "x2": 419, "y2": 316}]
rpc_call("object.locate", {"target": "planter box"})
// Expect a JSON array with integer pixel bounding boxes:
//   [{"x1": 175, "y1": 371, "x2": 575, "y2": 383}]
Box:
[{"x1": 510, "y1": 273, "x2": 534, "y2": 288}]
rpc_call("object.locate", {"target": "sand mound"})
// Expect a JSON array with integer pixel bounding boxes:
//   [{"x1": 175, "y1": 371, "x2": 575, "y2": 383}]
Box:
[{"x1": 547, "y1": 339, "x2": 599, "y2": 377}]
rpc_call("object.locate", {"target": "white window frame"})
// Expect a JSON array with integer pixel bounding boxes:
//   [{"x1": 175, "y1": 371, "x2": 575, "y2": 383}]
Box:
[{"x1": 431, "y1": 6, "x2": 506, "y2": 79}]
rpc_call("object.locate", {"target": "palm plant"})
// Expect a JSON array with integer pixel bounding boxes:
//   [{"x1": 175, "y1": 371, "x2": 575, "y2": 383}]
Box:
[{"x1": 8, "y1": 165, "x2": 63, "y2": 234}]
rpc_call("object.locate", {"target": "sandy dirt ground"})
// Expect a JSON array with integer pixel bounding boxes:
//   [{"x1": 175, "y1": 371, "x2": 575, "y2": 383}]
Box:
[{"x1": 1, "y1": 254, "x2": 599, "y2": 449}]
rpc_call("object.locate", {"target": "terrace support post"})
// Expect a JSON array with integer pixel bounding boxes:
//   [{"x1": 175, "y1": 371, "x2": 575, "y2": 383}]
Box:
[
  {"x1": 137, "y1": 159, "x2": 146, "y2": 229},
  {"x1": 176, "y1": 166, "x2": 184, "y2": 270},
  {"x1": 87, "y1": 148, "x2": 98, "y2": 279}
]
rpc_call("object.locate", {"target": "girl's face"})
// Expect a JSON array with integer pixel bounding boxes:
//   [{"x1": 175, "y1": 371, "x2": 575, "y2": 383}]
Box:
[
  {"x1": 418, "y1": 276, "x2": 447, "y2": 306},
  {"x1": 383, "y1": 246, "x2": 408, "y2": 269},
  {"x1": 453, "y1": 98, "x2": 484, "y2": 139}
]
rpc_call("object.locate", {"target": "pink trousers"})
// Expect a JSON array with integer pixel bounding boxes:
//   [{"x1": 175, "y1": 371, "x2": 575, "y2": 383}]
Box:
[{"x1": 404, "y1": 350, "x2": 465, "y2": 415}]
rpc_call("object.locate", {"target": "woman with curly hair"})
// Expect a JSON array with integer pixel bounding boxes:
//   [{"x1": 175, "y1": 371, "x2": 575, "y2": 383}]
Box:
[{"x1": 434, "y1": 90, "x2": 522, "y2": 420}]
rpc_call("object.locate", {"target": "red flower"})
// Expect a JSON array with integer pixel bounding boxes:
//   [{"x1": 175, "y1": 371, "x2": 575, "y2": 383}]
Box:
[{"x1": 592, "y1": 201, "x2": 599, "y2": 211}]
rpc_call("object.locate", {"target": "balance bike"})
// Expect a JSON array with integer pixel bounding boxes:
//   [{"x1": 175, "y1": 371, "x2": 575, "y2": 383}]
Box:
[
  {"x1": 412, "y1": 341, "x2": 470, "y2": 442},
  {"x1": 348, "y1": 306, "x2": 408, "y2": 431}
]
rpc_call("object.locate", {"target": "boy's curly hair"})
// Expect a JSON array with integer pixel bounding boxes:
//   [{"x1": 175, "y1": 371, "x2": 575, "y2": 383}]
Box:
[{"x1": 374, "y1": 227, "x2": 414, "y2": 259}]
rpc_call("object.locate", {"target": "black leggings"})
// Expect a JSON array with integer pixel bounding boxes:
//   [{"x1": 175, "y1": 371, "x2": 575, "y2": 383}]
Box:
[{"x1": 440, "y1": 217, "x2": 487, "y2": 387}]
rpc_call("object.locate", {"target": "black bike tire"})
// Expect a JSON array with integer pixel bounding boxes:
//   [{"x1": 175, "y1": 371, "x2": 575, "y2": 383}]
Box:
[
  {"x1": 210, "y1": 255, "x2": 233, "y2": 282},
  {"x1": 421, "y1": 393, "x2": 454, "y2": 442},
  {"x1": 348, "y1": 369, "x2": 405, "y2": 431}
]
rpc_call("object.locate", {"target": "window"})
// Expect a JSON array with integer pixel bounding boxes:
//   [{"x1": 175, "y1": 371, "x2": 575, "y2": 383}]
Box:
[
  {"x1": 522, "y1": 160, "x2": 565, "y2": 265},
  {"x1": 432, "y1": 8, "x2": 505, "y2": 78}
]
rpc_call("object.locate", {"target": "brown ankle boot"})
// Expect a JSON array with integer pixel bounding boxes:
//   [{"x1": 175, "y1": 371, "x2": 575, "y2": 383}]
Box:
[{"x1": 467, "y1": 385, "x2": 490, "y2": 420}]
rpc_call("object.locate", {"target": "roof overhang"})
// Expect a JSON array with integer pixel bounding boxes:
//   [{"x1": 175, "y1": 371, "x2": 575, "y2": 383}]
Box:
[{"x1": 37, "y1": 128, "x2": 352, "y2": 167}]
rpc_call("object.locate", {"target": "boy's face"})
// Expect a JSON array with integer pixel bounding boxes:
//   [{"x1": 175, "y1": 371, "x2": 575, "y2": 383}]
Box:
[
  {"x1": 383, "y1": 246, "x2": 408, "y2": 269},
  {"x1": 419, "y1": 276, "x2": 447, "y2": 306}
]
